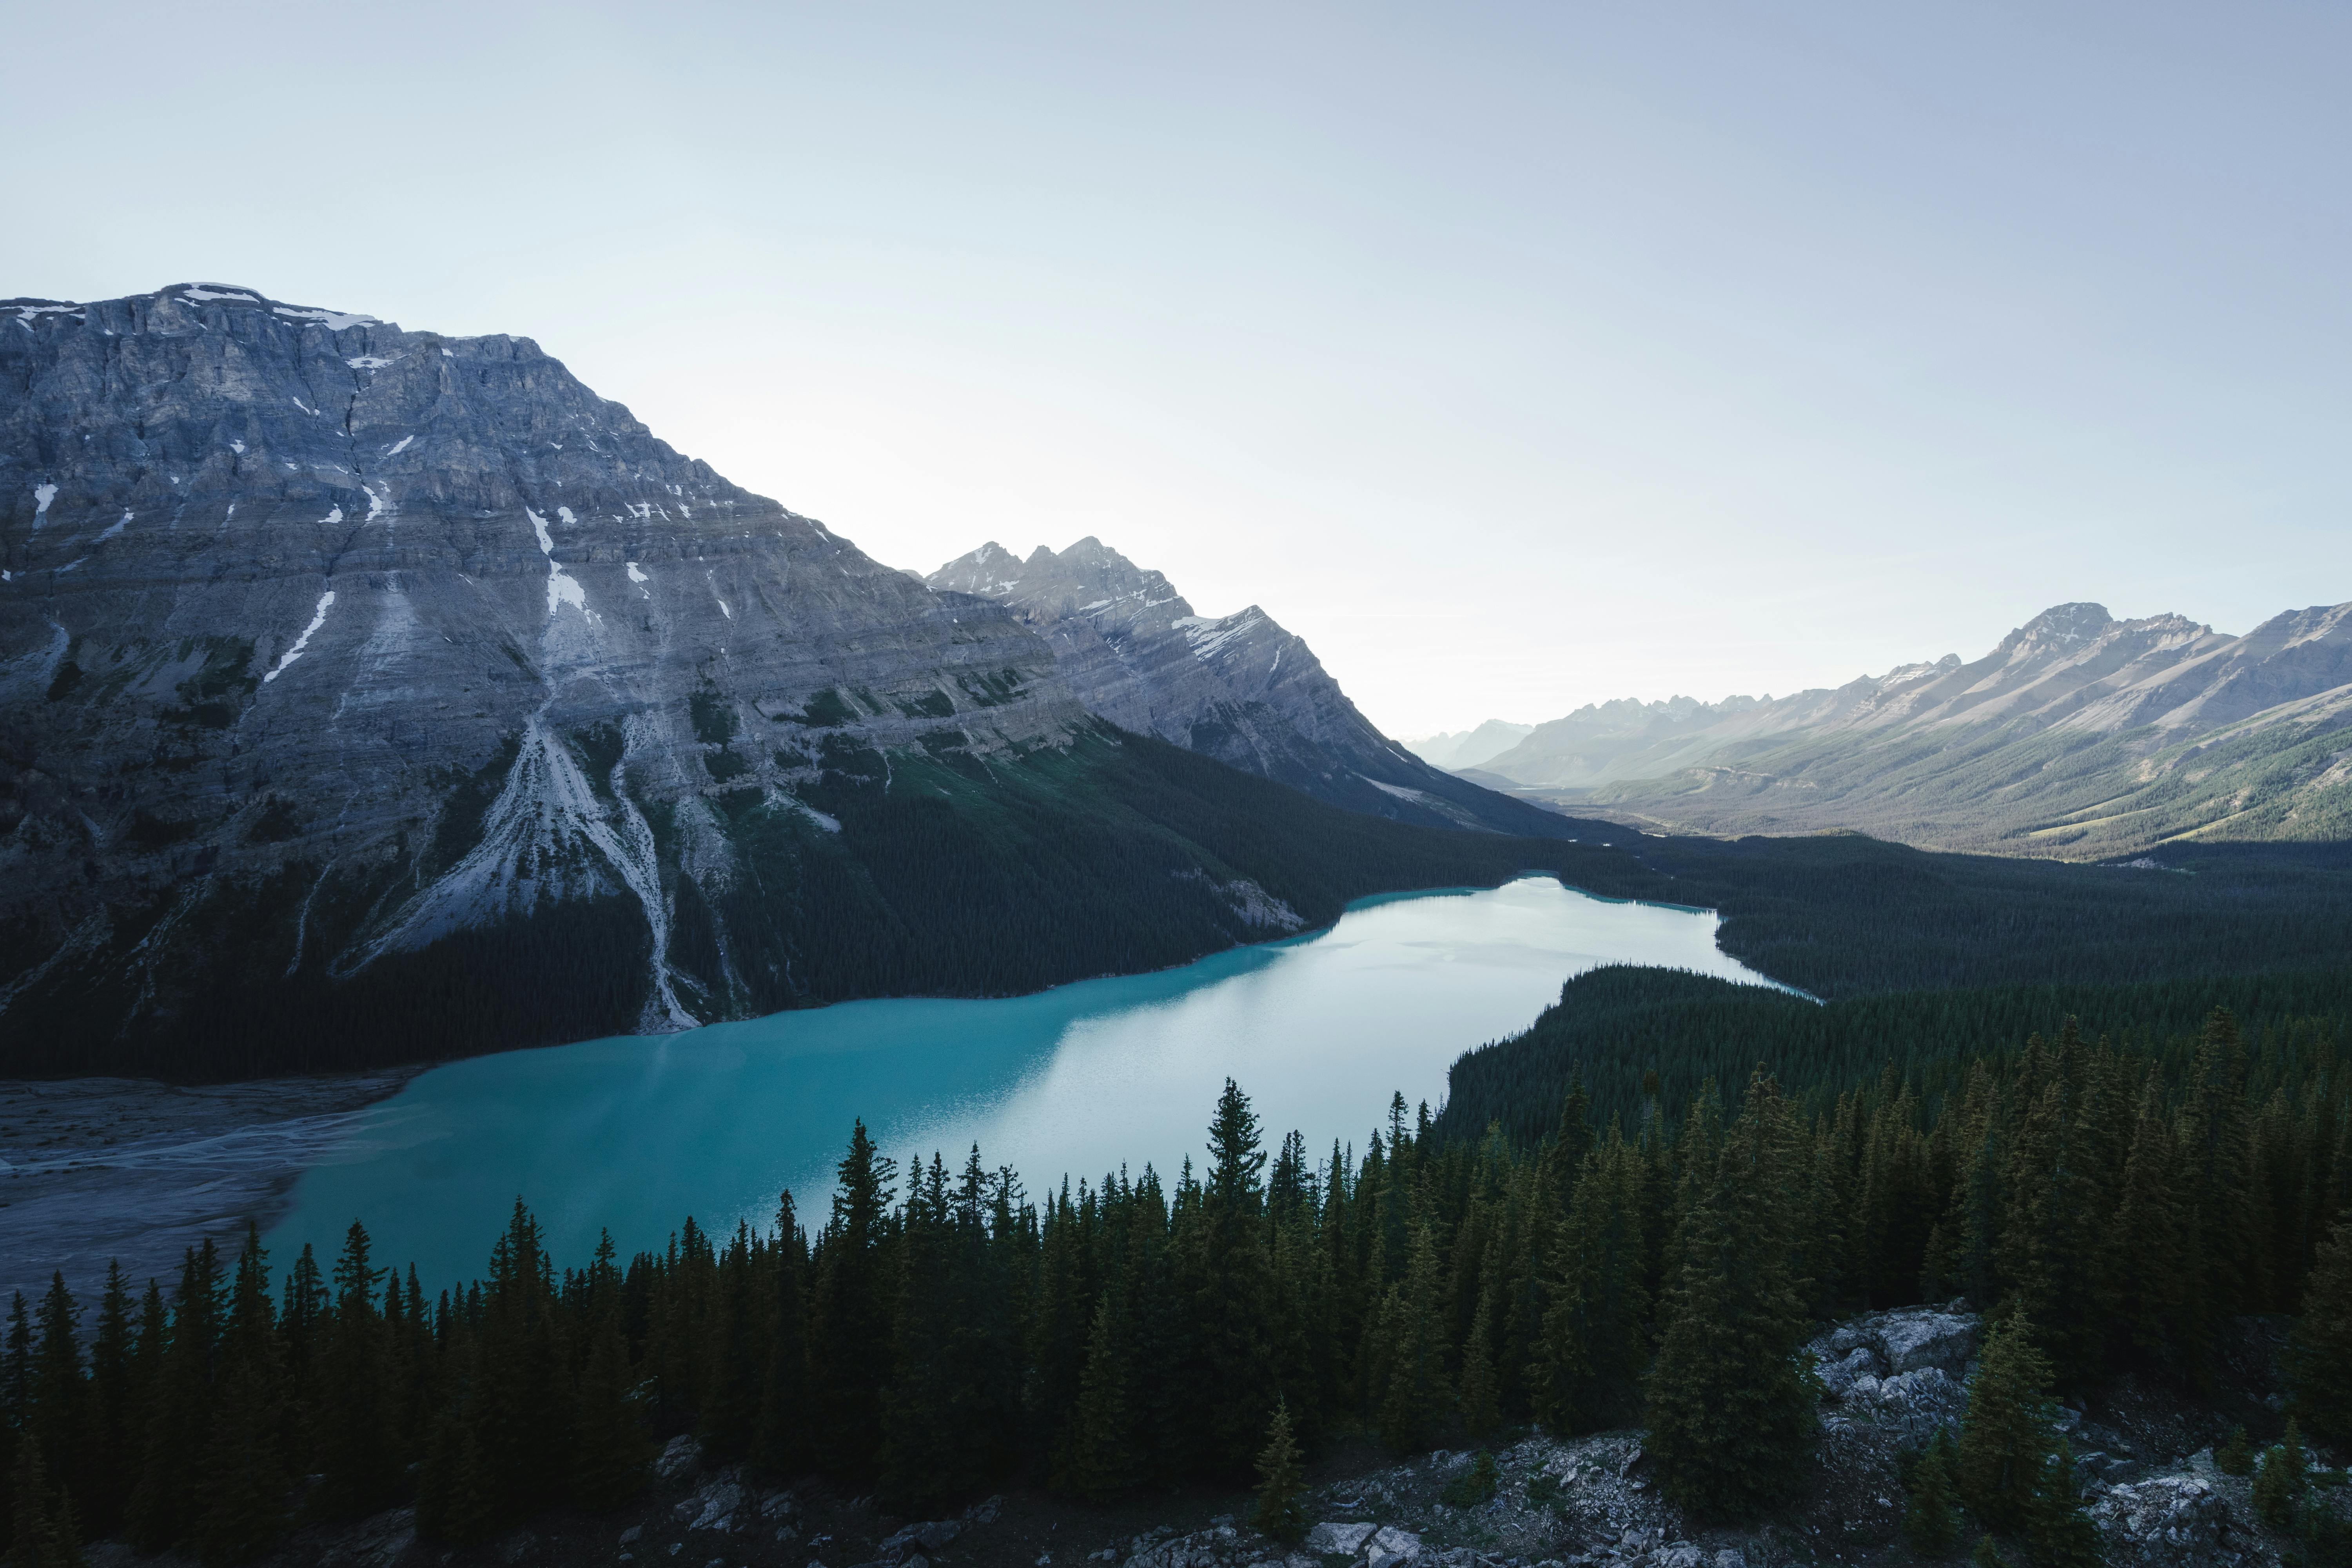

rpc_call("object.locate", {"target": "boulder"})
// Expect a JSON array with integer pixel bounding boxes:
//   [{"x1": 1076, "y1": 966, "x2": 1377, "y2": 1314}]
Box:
[
  {"x1": 655, "y1": 1434, "x2": 703, "y2": 1484},
  {"x1": 2089, "y1": 1474, "x2": 2240, "y2": 1567},
  {"x1": 1365, "y1": 1526, "x2": 1423, "y2": 1568},
  {"x1": 1876, "y1": 1312, "x2": 1979, "y2": 1377},
  {"x1": 1815, "y1": 1346, "x2": 1882, "y2": 1399},
  {"x1": 1842, "y1": 1368, "x2": 1967, "y2": 1441},
  {"x1": 675, "y1": 1474, "x2": 745, "y2": 1532},
  {"x1": 880, "y1": 1521, "x2": 963, "y2": 1560},
  {"x1": 1306, "y1": 1524, "x2": 1377, "y2": 1555}
]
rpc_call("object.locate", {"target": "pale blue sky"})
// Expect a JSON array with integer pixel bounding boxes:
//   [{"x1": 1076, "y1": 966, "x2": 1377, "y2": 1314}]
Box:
[{"x1": 7, "y1": 2, "x2": 2345, "y2": 734}]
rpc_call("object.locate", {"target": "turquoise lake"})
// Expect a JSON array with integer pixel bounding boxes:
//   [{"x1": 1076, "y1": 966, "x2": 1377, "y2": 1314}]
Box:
[{"x1": 268, "y1": 876, "x2": 1787, "y2": 1286}]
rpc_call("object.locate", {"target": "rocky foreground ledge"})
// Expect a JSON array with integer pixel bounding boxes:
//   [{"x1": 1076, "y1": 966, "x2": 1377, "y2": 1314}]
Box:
[{"x1": 81, "y1": 1308, "x2": 2348, "y2": 1568}]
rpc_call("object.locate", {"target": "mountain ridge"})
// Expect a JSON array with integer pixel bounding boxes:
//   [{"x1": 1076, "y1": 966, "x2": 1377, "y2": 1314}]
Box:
[
  {"x1": 925, "y1": 536, "x2": 1569, "y2": 838},
  {"x1": 1459, "y1": 599, "x2": 2352, "y2": 856}
]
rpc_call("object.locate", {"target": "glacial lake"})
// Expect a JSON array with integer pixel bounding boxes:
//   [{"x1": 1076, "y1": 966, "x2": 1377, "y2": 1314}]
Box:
[{"x1": 268, "y1": 876, "x2": 1787, "y2": 1287}]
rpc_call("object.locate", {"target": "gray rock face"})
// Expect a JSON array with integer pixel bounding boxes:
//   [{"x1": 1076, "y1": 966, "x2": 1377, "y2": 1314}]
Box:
[
  {"x1": 927, "y1": 539, "x2": 1568, "y2": 838},
  {"x1": 1, "y1": 286, "x2": 1389, "y2": 1071}
]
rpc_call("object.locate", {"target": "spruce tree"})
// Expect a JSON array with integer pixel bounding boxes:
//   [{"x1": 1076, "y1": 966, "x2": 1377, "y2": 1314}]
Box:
[
  {"x1": 1056, "y1": 1294, "x2": 1134, "y2": 1503},
  {"x1": 1642, "y1": 1073, "x2": 1817, "y2": 1522},
  {"x1": 2216, "y1": 1426, "x2": 2254, "y2": 1476},
  {"x1": 2286, "y1": 1216, "x2": 2352, "y2": 1445},
  {"x1": 807, "y1": 1122, "x2": 896, "y2": 1483},
  {"x1": 8, "y1": 1444, "x2": 83, "y2": 1568},
  {"x1": 82, "y1": 1265, "x2": 135, "y2": 1540},
  {"x1": 126, "y1": 1241, "x2": 223, "y2": 1553},
  {"x1": 753, "y1": 1194, "x2": 812, "y2": 1475},
  {"x1": 2251, "y1": 1418, "x2": 2307, "y2": 1530},
  {"x1": 2021, "y1": 1440, "x2": 2101, "y2": 1568},
  {"x1": 1903, "y1": 1432, "x2": 1960, "y2": 1556},
  {"x1": 1955, "y1": 1315, "x2": 2059, "y2": 1534},
  {"x1": 1249, "y1": 1399, "x2": 1306, "y2": 1544},
  {"x1": 1194, "y1": 1080, "x2": 1279, "y2": 1470},
  {"x1": 1376, "y1": 1212, "x2": 1447, "y2": 1454},
  {"x1": 570, "y1": 1297, "x2": 649, "y2": 1510},
  {"x1": 316, "y1": 1221, "x2": 392, "y2": 1520},
  {"x1": 1457, "y1": 1299, "x2": 1500, "y2": 1441},
  {"x1": 27, "y1": 1275, "x2": 89, "y2": 1531},
  {"x1": 189, "y1": 1226, "x2": 288, "y2": 1568}
]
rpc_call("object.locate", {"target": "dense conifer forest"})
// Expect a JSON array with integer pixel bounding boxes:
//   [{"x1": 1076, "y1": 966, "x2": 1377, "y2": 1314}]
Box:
[{"x1": 7, "y1": 1009, "x2": 2352, "y2": 1565}]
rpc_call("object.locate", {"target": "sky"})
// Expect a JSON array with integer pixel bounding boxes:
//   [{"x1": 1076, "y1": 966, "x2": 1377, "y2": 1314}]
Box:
[{"x1": 6, "y1": 2, "x2": 2347, "y2": 737}]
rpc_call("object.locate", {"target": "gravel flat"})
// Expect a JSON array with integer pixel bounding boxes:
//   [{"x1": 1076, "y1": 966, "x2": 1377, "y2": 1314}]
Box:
[{"x1": 0, "y1": 1071, "x2": 418, "y2": 1304}]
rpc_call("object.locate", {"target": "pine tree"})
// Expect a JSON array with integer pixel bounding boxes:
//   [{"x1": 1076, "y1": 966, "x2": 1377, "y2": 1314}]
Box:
[
  {"x1": 2286, "y1": 1216, "x2": 2352, "y2": 1445},
  {"x1": 2021, "y1": 1440, "x2": 2101, "y2": 1568},
  {"x1": 753, "y1": 1195, "x2": 813, "y2": 1475},
  {"x1": 1457, "y1": 1298, "x2": 1500, "y2": 1441},
  {"x1": 1642, "y1": 1073, "x2": 1817, "y2": 1522},
  {"x1": 1192, "y1": 1080, "x2": 1279, "y2": 1471},
  {"x1": 1536, "y1": 1134, "x2": 1649, "y2": 1434},
  {"x1": 808, "y1": 1122, "x2": 897, "y2": 1483},
  {"x1": 126, "y1": 1241, "x2": 223, "y2": 1553},
  {"x1": 27, "y1": 1274, "x2": 89, "y2": 1532},
  {"x1": 2216, "y1": 1426, "x2": 2254, "y2": 1476},
  {"x1": 1903, "y1": 1431, "x2": 1960, "y2": 1556},
  {"x1": 316, "y1": 1221, "x2": 392, "y2": 1520},
  {"x1": 1249, "y1": 1400, "x2": 1306, "y2": 1544},
  {"x1": 1955, "y1": 1315, "x2": 2059, "y2": 1534},
  {"x1": 570, "y1": 1278, "x2": 649, "y2": 1511},
  {"x1": 1376, "y1": 1212, "x2": 1448, "y2": 1454},
  {"x1": 8, "y1": 1443, "x2": 83, "y2": 1568},
  {"x1": 1056, "y1": 1294, "x2": 1134, "y2": 1503},
  {"x1": 82, "y1": 1265, "x2": 136, "y2": 1540},
  {"x1": 2251, "y1": 1417, "x2": 2307, "y2": 1530},
  {"x1": 190, "y1": 1226, "x2": 289, "y2": 1567}
]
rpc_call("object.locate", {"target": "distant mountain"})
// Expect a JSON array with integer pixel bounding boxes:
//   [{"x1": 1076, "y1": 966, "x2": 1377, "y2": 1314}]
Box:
[
  {"x1": 926, "y1": 539, "x2": 1569, "y2": 838},
  {"x1": 1470, "y1": 601, "x2": 2352, "y2": 857},
  {"x1": 0, "y1": 285, "x2": 1564, "y2": 1076},
  {"x1": 1402, "y1": 720, "x2": 1535, "y2": 771}
]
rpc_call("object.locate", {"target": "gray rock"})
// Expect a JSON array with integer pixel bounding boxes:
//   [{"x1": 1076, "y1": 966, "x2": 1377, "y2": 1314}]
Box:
[
  {"x1": 1842, "y1": 1367, "x2": 1967, "y2": 1441},
  {"x1": 879, "y1": 1521, "x2": 962, "y2": 1560},
  {"x1": 1365, "y1": 1526, "x2": 1423, "y2": 1568},
  {"x1": 1875, "y1": 1312, "x2": 1979, "y2": 1377},
  {"x1": 1306, "y1": 1524, "x2": 1377, "y2": 1555},
  {"x1": 679, "y1": 1474, "x2": 744, "y2": 1532},
  {"x1": 2089, "y1": 1474, "x2": 2236, "y2": 1567}
]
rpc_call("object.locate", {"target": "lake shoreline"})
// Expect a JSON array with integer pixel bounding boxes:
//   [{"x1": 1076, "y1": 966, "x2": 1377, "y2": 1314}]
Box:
[{"x1": 0, "y1": 1068, "x2": 423, "y2": 1305}]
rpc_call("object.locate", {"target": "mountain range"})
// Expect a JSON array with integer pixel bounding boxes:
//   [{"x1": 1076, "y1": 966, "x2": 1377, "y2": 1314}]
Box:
[
  {"x1": 1457, "y1": 601, "x2": 2352, "y2": 857},
  {"x1": 1402, "y1": 720, "x2": 1536, "y2": 773},
  {"x1": 0, "y1": 284, "x2": 1561, "y2": 1075}
]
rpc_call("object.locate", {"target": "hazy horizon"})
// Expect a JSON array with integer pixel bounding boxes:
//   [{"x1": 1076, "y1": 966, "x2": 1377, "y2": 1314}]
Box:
[{"x1": 9, "y1": 2, "x2": 2345, "y2": 736}]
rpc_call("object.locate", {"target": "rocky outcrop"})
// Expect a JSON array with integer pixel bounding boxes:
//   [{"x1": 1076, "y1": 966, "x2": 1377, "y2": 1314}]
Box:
[{"x1": 926, "y1": 539, "x2": 1570, "y2": 839}]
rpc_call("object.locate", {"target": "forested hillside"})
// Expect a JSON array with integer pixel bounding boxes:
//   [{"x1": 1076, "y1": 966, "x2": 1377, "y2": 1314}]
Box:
[{"x1": 6, "y1": 1012, "x2": 2350, "y2": 1562}]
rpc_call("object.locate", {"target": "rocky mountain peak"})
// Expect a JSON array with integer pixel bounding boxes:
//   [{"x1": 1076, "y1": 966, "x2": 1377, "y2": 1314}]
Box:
[
  {"x1": 2004, "y1": 601, "x2": 2115, "y2": 657},
  {"x1": 924, "y1": 540, "x2": 1570, "y2": 839}
]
